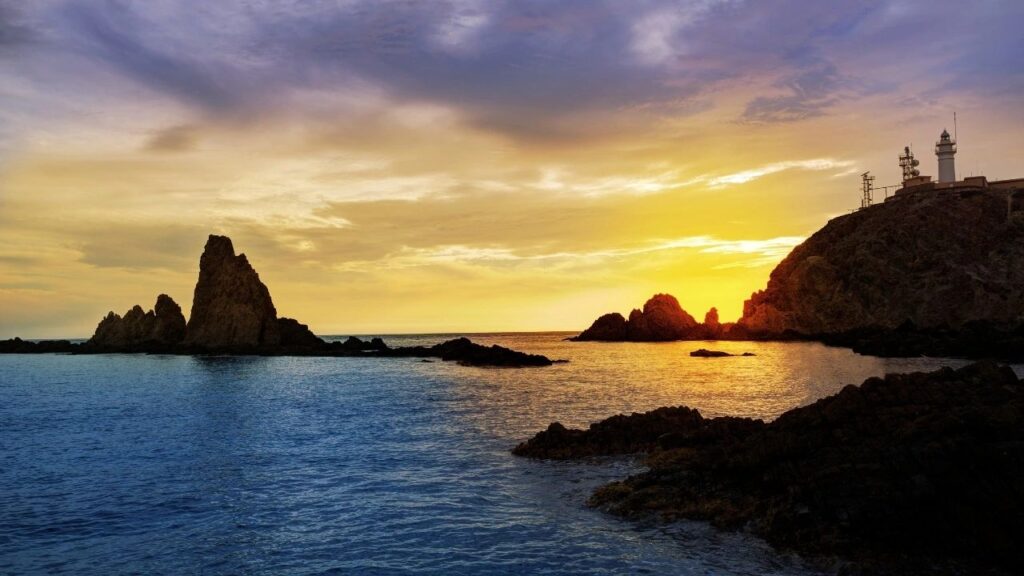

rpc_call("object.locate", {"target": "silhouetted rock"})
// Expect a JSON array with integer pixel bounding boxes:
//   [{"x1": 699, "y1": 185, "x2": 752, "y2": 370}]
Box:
[
  {"x1": 512, "y1": 407, "x2": 761, "y2": 459},
  {"x1": 517, "y1": 362, "x2": 1024, "y2": 573},
  {"x1": 0, "y1": 338, "x2": 77, "y2": 353},
  {"x1": 738, "y1": 188, "x2": 1024, "y2": 340},
  {"x1": 575, "y1": 313, "x2": 629, "y2": 341},
  {"x1": 184, "y1": 235, "x2": 283, "y2": 349},
  {"x1": 690, "y1": 348, "x2": 732, "y2": 357},
  {"x1": 575, "y1": 294, "x2": 706, "y2": 341},
  {"x1": 275, "y1": 317, "x2": 323, "y2": 349},
  {"x1": 0, "y1": 234, "x2": 555, "y2": 366},
  {"x1": 88, "y1": 294, "x2": 186, "y2": 350},
  {"x1": 703, "y1": 307, "x2": 722, "y2": 338},
  {"x1": 384, "y1": 337, "x2": 556, "y2": 367}
]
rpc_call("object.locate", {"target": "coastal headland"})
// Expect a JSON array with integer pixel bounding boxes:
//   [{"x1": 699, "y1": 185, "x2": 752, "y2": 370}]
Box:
[{"x1": 575, "y1": 185, "x2": 1024, "y2": 361}]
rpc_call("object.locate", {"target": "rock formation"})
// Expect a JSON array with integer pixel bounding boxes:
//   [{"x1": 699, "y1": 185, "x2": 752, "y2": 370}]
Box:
[
  {"x1": 575, "y1": 294, "x2": 706, "y2": 341},
  {"x1": 88, "y1": 294, "x2": 186, "y2": 349},
  {"x1": 183, "y1": 235, "x2": 284, "y2": 349},
  {"x1": 2, "y1": 233, "x2": 561, "y2": 366},
  {"x1": 738, "y1": 188, "x2": 1024, "y2": 336},
  {"x1": 515, "y1": 362, "x2": 1024, "y2": 574}
]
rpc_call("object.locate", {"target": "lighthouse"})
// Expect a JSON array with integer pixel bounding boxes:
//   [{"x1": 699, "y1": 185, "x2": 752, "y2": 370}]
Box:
[{"x1": 935, "y1": 129, "x2": 957, "y2": 183}]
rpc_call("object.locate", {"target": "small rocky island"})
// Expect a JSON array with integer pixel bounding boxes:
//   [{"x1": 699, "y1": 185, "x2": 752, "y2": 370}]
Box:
[
  {"x1": 0, "y1": 235, "x2": 556, "y2": 368},
  {"x1": 575, "y1": 185, "x2": 1024, "y2": 361},
  {"x1": 514, "y1": 362, "x2": 1024, "y2": 574}
]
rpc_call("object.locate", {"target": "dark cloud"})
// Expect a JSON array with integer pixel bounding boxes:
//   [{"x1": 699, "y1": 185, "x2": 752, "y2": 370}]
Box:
[
  {"x1": 144, "y1": 124, "x2": 199, "y2": 152},
  {"x1": 6, "y1": 0, "x2": 1024, "y2": 140},
  {"x1": 0, "y1": 2, "x2": 33, "y2": 48},
  {"x1": 60, "y1": 1, "x2": 238, "y2": 110}
]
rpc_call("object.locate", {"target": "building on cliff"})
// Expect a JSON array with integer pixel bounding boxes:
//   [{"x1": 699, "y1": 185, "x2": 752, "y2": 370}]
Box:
[{"x1": 886, "y1": 129, "x2": 1023, "y2": 220}]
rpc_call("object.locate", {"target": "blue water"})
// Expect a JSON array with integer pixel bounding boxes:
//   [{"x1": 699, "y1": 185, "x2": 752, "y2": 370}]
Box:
[{"x1": 2, "y1": 334, "x2": 1015, "y2": 575}]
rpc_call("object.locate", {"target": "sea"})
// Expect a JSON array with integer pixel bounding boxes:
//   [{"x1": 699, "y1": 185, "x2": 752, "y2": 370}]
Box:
[{"x1": 2, "y1": 333, "x2": 1019, "y2": 575}]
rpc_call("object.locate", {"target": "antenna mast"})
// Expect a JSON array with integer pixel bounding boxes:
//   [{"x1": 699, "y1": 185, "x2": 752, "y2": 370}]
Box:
[
  {"x1": 898, "y1": 146, "x2": 920, "y2": 182},
  {"x1": 860, "y1": 171, "x2": 875, "y2": 209}
]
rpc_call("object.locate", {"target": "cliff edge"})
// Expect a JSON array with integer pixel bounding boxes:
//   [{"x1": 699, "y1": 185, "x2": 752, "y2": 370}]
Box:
[{"x1": 738, "y1": 188, "x2": 1024, "y2": 335}]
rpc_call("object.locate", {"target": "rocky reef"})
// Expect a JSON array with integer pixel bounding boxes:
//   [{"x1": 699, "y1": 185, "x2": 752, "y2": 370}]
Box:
[
  {"x1": 574, "y1": 294, "x2": 725, "y2": 341},
  {"x1": 738, "y1": 188, "x2": 1024, "y2": 343},
  {"x1": 514, "y1": 362, "x2": 1024, "y2": 574},
  {"x1": 0, "y1": 234, "x2": 556, "y2": 367},
  {"x1": 89, "y1": 294, "x2": 186, "y2": 351}
]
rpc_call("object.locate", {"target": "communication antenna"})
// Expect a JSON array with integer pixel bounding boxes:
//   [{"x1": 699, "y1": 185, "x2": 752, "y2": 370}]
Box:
[
  {"x1": 860, "y1": 171, "x2": 875, "y2": 209},
  {"x1": 898, "y1": 146, "x2": 920, "y2": 182}
]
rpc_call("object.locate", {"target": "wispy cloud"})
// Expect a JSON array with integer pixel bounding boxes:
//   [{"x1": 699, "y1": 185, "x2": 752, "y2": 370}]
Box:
[{"x1": 708, "y1": 158, "x2": 855, "y2": 186}]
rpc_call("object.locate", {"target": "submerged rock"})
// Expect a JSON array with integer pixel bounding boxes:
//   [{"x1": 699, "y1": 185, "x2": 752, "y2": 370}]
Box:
[{"x1": 516, "y1": 362, "x2": 1024, "y2": 574}]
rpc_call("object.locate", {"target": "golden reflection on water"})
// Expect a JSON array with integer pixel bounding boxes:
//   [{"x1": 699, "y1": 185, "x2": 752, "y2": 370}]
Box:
[{"x1": 375, "y1": 333, "x2": 1006, "y2": 441}]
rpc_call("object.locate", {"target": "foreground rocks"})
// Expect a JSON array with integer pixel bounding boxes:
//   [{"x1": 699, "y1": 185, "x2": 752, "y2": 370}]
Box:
[{"x1": 514, "y1": 362, "x2": 1024, "y2": 574}]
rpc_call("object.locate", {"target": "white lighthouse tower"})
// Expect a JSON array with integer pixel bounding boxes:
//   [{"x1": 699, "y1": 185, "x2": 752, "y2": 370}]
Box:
[{"x1": 935, "y1": 129, "x2": 957, "y2": 183}]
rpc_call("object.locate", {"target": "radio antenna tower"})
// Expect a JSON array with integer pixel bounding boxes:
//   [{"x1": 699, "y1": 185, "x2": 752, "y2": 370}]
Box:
[
  {"x1": 860, "y1": 171, "x2": 875, "y2": 209},
  {"x1": 898, "y1": 146, "x2": 920, "y2": 182}
]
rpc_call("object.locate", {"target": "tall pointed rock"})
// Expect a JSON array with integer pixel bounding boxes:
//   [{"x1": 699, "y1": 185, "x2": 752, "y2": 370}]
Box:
[{"x1": 184, "y1": 235, "x2": 281, "y2": 349}]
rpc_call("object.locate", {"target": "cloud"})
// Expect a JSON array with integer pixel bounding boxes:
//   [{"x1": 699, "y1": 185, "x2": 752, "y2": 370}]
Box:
[
  {"x1": 0, "y1": 3, "x2": 33, "y2": 49},
  {"x1": 742, "y1": 61, "x2": 845, "y2": 123},
  {"x1": 708, "y1": 158, "x2": 855, "y2": 186},
  {"x1": 144, "y1": 124, "x2": 199, "y2": 152}
]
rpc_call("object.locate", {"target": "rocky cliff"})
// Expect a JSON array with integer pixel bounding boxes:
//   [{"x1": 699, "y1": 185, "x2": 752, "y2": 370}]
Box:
[
  {"x1": 89, "y1": 294, "x2": 186, "y2": 349},
  {"x1": 738, "y1": 188, "x2": 1024, "y2": 335}
]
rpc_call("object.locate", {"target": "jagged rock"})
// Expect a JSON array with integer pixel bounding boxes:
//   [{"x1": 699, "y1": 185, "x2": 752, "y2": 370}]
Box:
[
  {"x1": 517, "y1": 362, "x2": 1024, "y2": 574},
  {"x1": 184, "y1": 235, "x2": 283, "y2": 349},
  {"x1": 738, "y1": 189, "x2": 1024, "y2": 336},
  {"x1": 88, "y1": 294, "x2": 186, "y2": 350},
  {"x1": 575, "y1": 294, "x2": 704, "y2": 341},
  {"x1": 703, "y1": 307, "x2": 722, "y2": 338}
]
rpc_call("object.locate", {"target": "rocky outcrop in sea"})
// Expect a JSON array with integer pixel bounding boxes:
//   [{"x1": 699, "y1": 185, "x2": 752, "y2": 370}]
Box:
[
  {"x1": 574, "y1": 294, "x2": 717, "y2": 341},
  {"x1": 514, "y1": 362, "x2": 1024, "y2": 574},
  {"x1": 89, "y1": 294, "x2": 186, "y2": 350},
  {"x1": 0, "y1": 234, "x2": 556, "y2": 367}
]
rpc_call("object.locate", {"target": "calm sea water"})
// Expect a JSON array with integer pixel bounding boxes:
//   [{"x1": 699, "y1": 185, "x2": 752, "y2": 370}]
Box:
[{"x1": 2, "y1": 334, "x2": 1018, "y2": 575}]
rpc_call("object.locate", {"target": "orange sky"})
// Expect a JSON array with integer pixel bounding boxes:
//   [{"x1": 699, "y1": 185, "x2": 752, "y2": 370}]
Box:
[{"x1": 1, "y1": 1, "x2": 1022, "y2": 338}]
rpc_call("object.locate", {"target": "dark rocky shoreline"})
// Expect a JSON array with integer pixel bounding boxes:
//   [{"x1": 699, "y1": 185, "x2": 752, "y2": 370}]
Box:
[
  {"x1": 0, "y1": 335, "x2": 557, "y2": 367},
  {"x1": 513, "y1": 362, "x2": 1024, "y2": 575}
]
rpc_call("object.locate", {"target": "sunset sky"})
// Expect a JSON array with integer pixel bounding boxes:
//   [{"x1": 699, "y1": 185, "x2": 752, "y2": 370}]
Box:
[{"x1": 1, "y1": 1, "x2": 1022, "y2": 338}]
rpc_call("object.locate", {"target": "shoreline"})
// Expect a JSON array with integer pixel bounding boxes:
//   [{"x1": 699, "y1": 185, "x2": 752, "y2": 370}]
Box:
[{"x1": 512, "y1": 362, "x2": 1024, "y2": 575}]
